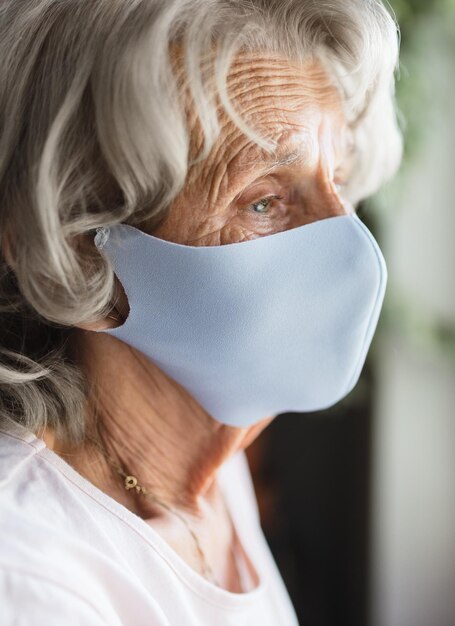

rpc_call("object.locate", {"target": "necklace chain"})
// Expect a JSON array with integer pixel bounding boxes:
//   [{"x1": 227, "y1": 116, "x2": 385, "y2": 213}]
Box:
[{"x1": 86, "y1": 432, "x2": 240, "y2": 588}]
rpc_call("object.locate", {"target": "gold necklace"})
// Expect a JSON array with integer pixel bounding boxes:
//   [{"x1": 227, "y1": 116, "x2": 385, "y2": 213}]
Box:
[{"x1": 86, "y1": 430, "x2": 242, "y2": 589}]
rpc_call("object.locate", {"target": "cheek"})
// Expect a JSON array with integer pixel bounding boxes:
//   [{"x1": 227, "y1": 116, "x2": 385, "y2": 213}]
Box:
[
  {"x1": 236, "y1": 212, "x2": 295, "y2": 238},
  {"x1": 152, "y1": 194, "x2": 233, "y2": 245},
  {"x1": 214, "y1": 208, "x2": 296, "y2": 244},
  {"x1": 216, "y1": 221, "x2": 264, "y2": 245},
  {"x1": 212, "y1": 200, "x2": 308, "y2": 245}
]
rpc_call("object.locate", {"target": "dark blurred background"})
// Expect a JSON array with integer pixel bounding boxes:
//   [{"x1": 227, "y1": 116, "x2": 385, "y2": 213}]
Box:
[{"x1": 246, "y1": 2, "x2": 455, "y2": 625}]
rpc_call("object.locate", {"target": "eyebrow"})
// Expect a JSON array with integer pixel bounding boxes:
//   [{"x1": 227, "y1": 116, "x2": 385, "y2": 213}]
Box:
[{"x1": 246, "y1": 148, "x2": 305, "y2": 175}]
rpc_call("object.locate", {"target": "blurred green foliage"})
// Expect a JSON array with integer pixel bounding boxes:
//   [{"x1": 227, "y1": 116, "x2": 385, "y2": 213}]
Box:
[
  {"x1": 391, "y1": 0, "x2": 455, "y2": 161},
  {"x1": 376, "y1": 0, "x2": 455, "y2": 361},
  {"x1": 390, "y1": 0, "x2": 449, "y2": 26}
]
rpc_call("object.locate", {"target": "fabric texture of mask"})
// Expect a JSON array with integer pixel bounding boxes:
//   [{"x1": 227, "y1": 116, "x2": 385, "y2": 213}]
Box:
[{"x1": 93, "y1": 214, "x2": 387, "y2": 427}]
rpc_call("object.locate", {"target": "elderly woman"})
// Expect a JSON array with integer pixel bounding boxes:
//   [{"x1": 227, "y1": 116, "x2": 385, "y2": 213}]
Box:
[{"x1": 0, "y1": 0, "x2": 402, "y2": 624}]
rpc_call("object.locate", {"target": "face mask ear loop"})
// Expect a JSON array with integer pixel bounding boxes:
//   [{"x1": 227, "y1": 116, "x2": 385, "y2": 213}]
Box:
[
  {"x1": 95, "y1": 227, "x2": 110, "y2": 250},
  {"x1": 94, "y1": 227, "x2": 123, "y2": 327}
]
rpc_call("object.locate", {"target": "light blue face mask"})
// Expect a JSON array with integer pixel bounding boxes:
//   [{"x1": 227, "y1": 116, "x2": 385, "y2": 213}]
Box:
[{"x1": 94, "y1": 213, "x2": 387, "y2": 427}]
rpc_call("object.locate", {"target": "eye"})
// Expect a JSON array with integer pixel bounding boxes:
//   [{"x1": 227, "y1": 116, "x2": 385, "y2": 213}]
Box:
[{"x1": 249, "y1": 195, "x2": 282, "y2": 214}]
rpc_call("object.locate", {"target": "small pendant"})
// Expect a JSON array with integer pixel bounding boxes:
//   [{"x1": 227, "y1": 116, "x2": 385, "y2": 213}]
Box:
[{"x1": 124, "y1": 475, "x2": 138, "y2": 490}]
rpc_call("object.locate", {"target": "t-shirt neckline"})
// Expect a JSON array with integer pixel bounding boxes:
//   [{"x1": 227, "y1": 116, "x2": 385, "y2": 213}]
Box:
[{"x1": 1, "y1": 424, "x2": 267, "y2": 610}]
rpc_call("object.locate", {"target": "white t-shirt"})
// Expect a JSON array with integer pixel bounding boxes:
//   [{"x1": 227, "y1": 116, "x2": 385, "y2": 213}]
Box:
[{"x1": 0, "y1": 423, "x2": 300, "y2": 625}]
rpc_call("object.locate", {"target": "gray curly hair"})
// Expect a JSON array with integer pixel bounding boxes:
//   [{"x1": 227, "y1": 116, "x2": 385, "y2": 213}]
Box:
[{"x1": 0, "y1": 0, "x2": 402, "y2": 444}]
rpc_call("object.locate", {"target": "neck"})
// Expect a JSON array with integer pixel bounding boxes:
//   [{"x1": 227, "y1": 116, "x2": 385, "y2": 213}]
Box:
[{"x1": 46, "y1": 329, "x2": 269, "y2": 518}]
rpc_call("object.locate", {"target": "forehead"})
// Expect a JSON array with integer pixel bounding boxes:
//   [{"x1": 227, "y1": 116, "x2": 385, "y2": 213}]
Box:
[
  {"x1": 225, "y1": 53, "x2": 343, "y2": 120},
  {"x1": 184, "y1": 51, "x2": 347, "y2": 172}
]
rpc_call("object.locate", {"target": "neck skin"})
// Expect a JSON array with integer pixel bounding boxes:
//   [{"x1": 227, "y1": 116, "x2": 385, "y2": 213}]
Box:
[{"x1": 43, "y1": 328, "x2": 272, "y2": 520}]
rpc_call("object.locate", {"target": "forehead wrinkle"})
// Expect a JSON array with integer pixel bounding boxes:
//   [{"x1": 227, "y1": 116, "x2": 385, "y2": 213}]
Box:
[
  {"x1": 186, "y1": 67, "x2": 341, "y2": 196},
  {"x1": 246, "y1": 149, "x2": 303, "y2": 176},
  {"x1": 226, "y1": 58, "x2": 342, "y2": 112},
  {"x1": 226, "y1": 57, "x2": 335, "y2": 93},
  {"x1": 233, "y1": 124, "x2": 320, "y2": 176},
  {"x1": 226, "y1": 74, "x2": 342, "y2": 128},
  {"x1": 196, "y1": 133, "x2": 252, "y2": 202},
  {"x1": 228, "y1": 82, "x2": 340, "y2": 114}
]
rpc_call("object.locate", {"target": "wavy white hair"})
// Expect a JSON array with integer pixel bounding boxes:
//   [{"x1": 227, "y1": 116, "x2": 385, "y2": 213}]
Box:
[{"x1": 0, "y1": 0, "x2": 402, "y2": 443}]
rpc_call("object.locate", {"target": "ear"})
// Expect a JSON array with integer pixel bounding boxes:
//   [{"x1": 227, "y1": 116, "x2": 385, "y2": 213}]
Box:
[{"x1": 2, "y1": 230, "x2": 130, "y2": 332}]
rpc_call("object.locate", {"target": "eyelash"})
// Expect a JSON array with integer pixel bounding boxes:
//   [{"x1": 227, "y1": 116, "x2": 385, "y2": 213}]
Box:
[{"x1": 249, "y1": 195, "x2": 283, "y2": 214}]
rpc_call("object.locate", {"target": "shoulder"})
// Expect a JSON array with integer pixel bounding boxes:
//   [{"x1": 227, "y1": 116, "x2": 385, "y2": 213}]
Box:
[
  {"x1": 0, "y1": 424, "x2": 72, "y2": 537},
  {"x1": 0, "y1": 427, "x2": 165, "y2": 625},
  {"x1": 0, "y1": 426, "x2": 109, "y2": 620},
  {"x1": 0, "y1": 567, "x2": 110, "y2": 625}
]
